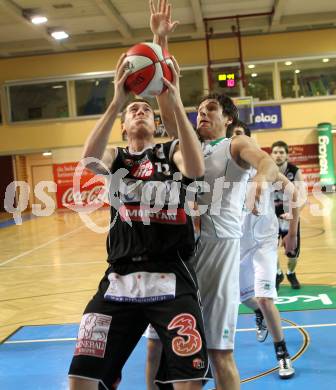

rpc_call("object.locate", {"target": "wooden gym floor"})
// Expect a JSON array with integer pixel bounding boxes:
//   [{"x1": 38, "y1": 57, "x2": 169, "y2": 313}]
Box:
[{"x1": 0, "y1": 194, "x2": 335, "y2": 343}]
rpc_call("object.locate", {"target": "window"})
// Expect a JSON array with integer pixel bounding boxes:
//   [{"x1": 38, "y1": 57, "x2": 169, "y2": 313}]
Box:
[
  {"x1": 245, "y1": 63, "x2": 274, "y2": 101},
  {"x1": 75, "y1": 77, "x2": 114, "y2": 116},
  {"x1": 280, "y1": 58, "x2": 336, "y2": 98},
  {"x1": 179, "y1": 68, "x2": 204, "y2": 107},
  {"x1": 9, "y1": 81, "x2": 68, "y2": 122},
  {"x1": 211, "y1": 66, "x2": 241, "y2": 97}
]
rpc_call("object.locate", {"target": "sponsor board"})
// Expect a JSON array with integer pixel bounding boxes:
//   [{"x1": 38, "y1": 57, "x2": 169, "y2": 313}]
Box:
[
  {"x1": 53, "y1": 162, "x2": 107, "y2": 209},
  {"x1": 239, "y1": 285, "x2": 336, "y2": 313},
  {"x1": 317, "y1": 123, "x2": 336, "y2": 185},
  {"x1": 262, "y1": 143, "x2": 319, "y2": 166},
  {"x1": 301, "y1": 166, "x2": 320, "y2": 192},
  {"x1": 263, "y1": 143, "x2": 320, "y2": 192},
  {"x1": 250, "y1": 105, "x2": 282, "y2": 130}
]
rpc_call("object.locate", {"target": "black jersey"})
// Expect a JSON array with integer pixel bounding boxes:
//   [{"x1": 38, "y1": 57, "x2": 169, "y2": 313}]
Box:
[
  {"x1": 106, "y1": 140, "x2": 195, "y2": 263},
  {"x1": 274, "y1": 162, "x2": 299, "y2": 217}
]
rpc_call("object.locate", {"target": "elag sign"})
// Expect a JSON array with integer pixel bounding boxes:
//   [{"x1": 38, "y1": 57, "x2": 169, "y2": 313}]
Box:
[{"x1": 250, "y1": 105, "x2": 282, "y2": 130}]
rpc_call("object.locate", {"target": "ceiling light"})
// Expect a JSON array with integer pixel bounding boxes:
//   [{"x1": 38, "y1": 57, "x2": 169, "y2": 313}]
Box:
[
  {"x1": 248, "y1": 64, "x2": 255, "y2": 69},
  {"x1": 50, "y1": 30, "x2": 69, "y2": 40},
  {"x1": 285, "y1": 61, "x2": 292, "y2": 66},
  {"x1": 52, "y1": 85, "x2": 64, "y2": 89},
  {"x1": 251, "y1": 73, "x2": 258, "y2": 78},
  {"x1": 31, "y1": 15, "x2": 48, "y2": 25},
  {"x1": 322, "y1": 58, "x2": 330, "y2": 63},
  {"x1": 42, "y1": 151, "x2": 52, "y2": 156},
  {"x1": 295, "y1": 69, "x2": 300, "y2": 74}
]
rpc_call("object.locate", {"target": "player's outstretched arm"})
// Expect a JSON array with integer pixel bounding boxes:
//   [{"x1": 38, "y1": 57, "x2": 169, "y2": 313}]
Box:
[
  {"x1": 232, "y1": 135, "x2": 278, "y2": 213},
  {"x1": 150, "y1": 0, "x2": 179, "y2": 138},
  {"x1": 82, "y1": 53, "x2": 130, "y2": 174},
  {"x1": 162, "y1": 57, "x2": 204, "y2": 178}
]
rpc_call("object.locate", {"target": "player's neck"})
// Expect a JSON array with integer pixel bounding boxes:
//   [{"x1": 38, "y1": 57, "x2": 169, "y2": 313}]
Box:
[
  {"x1": 279, "y1": 161, "x2": 288, "y2": 173},
  {"x1": 204, "y1": 130, "x2": 226, "y2": 142},
  {"x1": 127, "y1": 137, "x2": 154, "y2": 153}
]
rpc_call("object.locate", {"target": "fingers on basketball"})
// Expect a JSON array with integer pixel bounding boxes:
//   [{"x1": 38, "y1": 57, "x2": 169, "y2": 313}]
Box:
[{"x1": 115, "y1": 54, "x2": 127, "y2": 79}]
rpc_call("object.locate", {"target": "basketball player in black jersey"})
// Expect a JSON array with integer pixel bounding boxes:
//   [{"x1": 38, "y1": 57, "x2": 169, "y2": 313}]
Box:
[
  {"x1": 271, "y1": 141, "x2": 305, "y2": 290},
  {"x1": 68, "y1": 52, "x2": 209, "y2": 390}
]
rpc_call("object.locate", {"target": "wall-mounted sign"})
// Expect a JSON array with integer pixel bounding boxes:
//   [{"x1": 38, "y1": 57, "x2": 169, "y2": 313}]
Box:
[
  {"x1": 317, "y1": 122, "x2": 336, "y2": 186},
  {"x1": 250, "y1": 105, "x2": 282, "y2": 130}
]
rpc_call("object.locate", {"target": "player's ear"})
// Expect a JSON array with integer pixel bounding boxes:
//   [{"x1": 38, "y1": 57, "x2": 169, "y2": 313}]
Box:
[
  {"x1": 122, "y1": 128, "x2": 127, "y2": 141},
  {"x1": 226, "y1": 116, "x2": 234, "y2": 126}
]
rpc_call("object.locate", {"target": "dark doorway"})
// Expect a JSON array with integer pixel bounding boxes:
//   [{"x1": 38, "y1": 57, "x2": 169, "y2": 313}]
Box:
[{"x1": 0, "y1": 156, "x2": 15, "y2": 212}]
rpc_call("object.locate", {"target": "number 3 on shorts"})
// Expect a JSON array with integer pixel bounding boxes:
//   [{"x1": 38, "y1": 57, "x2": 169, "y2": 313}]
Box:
[{"x1": 168, "y1": 313, "x2": 202, "y2": 356}]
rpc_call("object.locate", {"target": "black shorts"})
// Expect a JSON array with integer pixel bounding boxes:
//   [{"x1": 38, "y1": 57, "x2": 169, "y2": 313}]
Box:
[
  {"x1": 279, "y1": 221, "x2": 301, "y2": 259},
  {"x1": 68, "y1": 257, "x2": 209, "y2": 389}
]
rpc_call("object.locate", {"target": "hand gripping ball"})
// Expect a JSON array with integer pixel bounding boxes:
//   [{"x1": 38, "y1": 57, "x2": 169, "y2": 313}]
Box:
[{"x1": 124, "y1": 42, "x2": 173, "y2": 98}]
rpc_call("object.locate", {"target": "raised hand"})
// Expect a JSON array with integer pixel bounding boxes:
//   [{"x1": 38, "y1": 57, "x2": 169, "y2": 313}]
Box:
[
  {"x1": 149, "y1": 0, "x2": 179, "y2": 37},
  {"x1": 162, "y1": 56, "x2": 182, "y2": 106},
  {"x1": 246, "y1": 174, "x2": 267, "y2": 216},
  {"x1": 112, "y1": 53, "x2": 131, "y2": 109}
]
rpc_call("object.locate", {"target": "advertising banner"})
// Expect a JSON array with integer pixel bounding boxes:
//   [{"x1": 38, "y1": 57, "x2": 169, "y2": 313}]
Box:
[
  {"x1": 187, "y1": 105, "x2": 282, "y2": 130},
  {"x1": 300, "y1": 166, "x2": 320, "y2": 192},
  {"x1": 250, "y1": 105, "x2": 282, "y2": 130},
  {"x1": 263, "y1": 143, "x2": 319, "y2": 192},
  {"x1": 317, "y1": 122, "x2": 336, "y2": 186},
  {"x1": 53, "y1": 162, "x2": 106, "y2": 209},
  {"x1": 262, "y1": 144, "x2": 319, "y2": 166}
]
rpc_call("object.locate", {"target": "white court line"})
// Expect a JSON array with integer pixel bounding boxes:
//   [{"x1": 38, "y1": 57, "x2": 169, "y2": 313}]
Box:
[
  {"x1": 0, "y1": 225, "x2": 87, "y2": 267},
  {"x1": 4, "y1": 337, "x2": 76, "y2": 344},
  {"x1": 4, "y1": 323, "x2": 336, "y2": 344},
  {"x1": 0, "y1": 261, "x2": 102, "y2": 270},
  {"x1": 237, "y1": 322, "x2": 336, "y2": 332}
]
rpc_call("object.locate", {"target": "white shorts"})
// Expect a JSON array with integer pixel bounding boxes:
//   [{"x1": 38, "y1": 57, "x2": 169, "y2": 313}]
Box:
[
  {"x1": 240, "y1": 236, "x2": 278, "y2": 302},
  {"x1": 145, "y1": 238, "x2": 240, "y2": 350},
  {"x1": 191, "y1": 237, "x2": 240, "y2": 350}
]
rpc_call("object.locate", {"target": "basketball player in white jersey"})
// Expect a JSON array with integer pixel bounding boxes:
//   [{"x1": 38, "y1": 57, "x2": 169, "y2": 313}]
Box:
[
  {"x1": 146, "y1": 2, "x2": 279, "y2": 389},
  {"x1": 227, "y1": 122, "x2": 299, "y2": 378}
]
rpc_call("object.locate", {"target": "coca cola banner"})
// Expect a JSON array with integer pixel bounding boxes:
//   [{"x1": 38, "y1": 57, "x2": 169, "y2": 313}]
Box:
[{"x1": 53, "y1": 162, "x2": 107, "y2": 209}]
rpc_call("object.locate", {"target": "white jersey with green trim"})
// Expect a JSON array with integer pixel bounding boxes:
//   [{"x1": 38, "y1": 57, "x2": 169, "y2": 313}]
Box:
[
  {"x1": 241, "y1": 168, "x2": 278, "y2": 247},
  {"x1": 198, "y1": 137, "x2": 250, "y2": 239}
]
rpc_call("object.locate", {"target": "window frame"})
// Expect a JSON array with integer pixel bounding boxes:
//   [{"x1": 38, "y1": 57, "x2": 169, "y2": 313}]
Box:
[{"x1": 2, "y1": 54, "x2": 336, "y2": 125}]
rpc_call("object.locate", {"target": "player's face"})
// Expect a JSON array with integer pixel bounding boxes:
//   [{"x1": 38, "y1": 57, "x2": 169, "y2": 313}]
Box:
[
  {"x1": 271, "y1": 146, "x2": 288, "y2": 166},
  {"x1": 197, "y1": 99, "x2": 231, "y2": 140},
  {"x1": 123, "y1": 102, "x2": 155, "y2": 136},
  {"x1": 232, "y1": 126, "x2": 245, "y2": 136}
]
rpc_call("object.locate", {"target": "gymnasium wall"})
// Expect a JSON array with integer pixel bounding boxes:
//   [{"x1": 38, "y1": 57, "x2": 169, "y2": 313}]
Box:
[
  {"x1": 1, "y1": 28, "x2": 336, "y2": 156},
  {"x1": 1, "y1": 29, "x2": 336, "y2": 81},
  {"x1": 254, "y1": 99, "x2": 336, "y2": 148}
]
